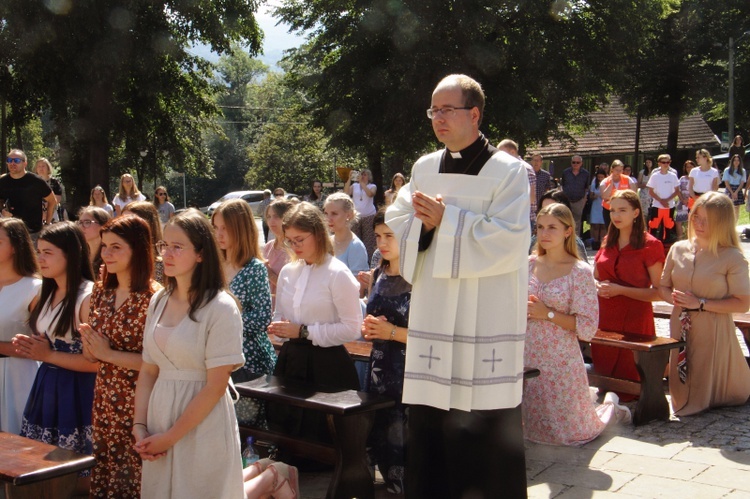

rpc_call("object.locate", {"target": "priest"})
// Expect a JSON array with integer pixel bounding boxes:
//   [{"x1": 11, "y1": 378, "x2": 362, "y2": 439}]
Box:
[{"x1": 386, "y1": 74, "x2": 530, "y2": 498}]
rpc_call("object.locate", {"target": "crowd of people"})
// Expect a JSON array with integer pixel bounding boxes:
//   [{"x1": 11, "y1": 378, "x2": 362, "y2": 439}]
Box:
[{"x1": 0, "y1": 75, "x2": 748, "y2": 499}]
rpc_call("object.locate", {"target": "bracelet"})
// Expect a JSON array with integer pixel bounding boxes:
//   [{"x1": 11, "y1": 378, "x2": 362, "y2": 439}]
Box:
[
  {"x1": 389, "y1": 327, "x2": 396, "y2": 341},
  {"x1": 133, "y1": 423, "x2": 147, "y2": 428}
]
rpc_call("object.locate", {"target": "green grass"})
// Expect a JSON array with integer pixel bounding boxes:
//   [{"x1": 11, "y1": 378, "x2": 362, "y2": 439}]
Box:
[{"x1": 739, "y1": 208, "x2": 750, "y2": 227}]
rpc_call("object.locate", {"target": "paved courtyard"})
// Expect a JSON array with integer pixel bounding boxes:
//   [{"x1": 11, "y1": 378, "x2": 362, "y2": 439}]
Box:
[{"x1": 299, "y1": 230, "x2": 750, "y2": 498}]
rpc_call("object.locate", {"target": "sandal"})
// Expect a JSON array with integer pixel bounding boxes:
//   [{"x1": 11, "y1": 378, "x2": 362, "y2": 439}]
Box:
[
  {"x1": 243, "y1": 458, "x2": 274, "y2": 481},
  {"x1": 268, "y1": 462, "x2": 299, "y2": 499}
]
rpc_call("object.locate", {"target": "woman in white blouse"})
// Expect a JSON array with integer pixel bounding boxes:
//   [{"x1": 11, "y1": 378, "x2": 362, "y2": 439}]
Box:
[
  {"x1": 688, "y1": 149, "x2": 719, "y2": 209},
  {"x1": 267, "y1": 202, "x2": 363, "y2": 437}
]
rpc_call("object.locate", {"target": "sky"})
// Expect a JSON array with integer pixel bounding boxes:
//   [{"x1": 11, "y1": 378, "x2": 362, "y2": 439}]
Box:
[{"x1": 189, "y1": 4, "x2": 306, "y2": 69}]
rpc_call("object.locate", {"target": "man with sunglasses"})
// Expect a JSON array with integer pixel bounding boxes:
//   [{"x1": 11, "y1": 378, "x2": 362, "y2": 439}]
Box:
[
  {"x1": 387, "y1": 75, "x2": 529, "y2": 498},
  {"x1": 0, "y1": 149, "x2": 57, "y2": 241}
]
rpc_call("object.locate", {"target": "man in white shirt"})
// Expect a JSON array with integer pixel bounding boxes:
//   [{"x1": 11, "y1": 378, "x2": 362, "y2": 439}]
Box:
[{"x1": 647, "y1": 154, "x2": 681, "y2": 243}]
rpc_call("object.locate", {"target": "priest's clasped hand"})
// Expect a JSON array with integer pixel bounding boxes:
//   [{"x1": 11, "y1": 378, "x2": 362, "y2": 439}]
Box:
[{"x1": 413, "y1": 191, "x2": 445, "y2": 231}]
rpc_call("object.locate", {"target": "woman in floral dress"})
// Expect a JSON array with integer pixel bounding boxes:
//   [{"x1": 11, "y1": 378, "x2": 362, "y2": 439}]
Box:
[
  {"x1": 524, "y1": 203, "x2": 629, "y2": 446},
  {"x1": 79, "y1": 215, "x2": 160, "y2": 498},
  {"x1": 212, "y1": 199, "x2": 275, "y2": 426}
]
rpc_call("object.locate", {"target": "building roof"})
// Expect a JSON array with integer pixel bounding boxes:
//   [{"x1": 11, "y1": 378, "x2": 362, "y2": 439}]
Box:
[{"x1": 528, "y1": 100, "x2": 720, "y2": 158}]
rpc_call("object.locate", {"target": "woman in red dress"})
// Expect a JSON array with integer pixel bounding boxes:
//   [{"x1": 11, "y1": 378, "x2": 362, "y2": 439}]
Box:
[{"x1": 593, "y1": 190, "x2": 665, "y2": 397}]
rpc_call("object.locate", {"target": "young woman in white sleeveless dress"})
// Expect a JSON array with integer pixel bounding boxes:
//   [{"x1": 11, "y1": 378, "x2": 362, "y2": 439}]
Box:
[{"x1": 0, "y1": 219, "x2": 41, "y2": 434}]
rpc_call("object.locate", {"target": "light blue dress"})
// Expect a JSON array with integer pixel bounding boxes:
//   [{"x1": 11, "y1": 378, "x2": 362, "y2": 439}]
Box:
[
  {"x1": 589, "y1": 179, "x2": 604, "y2": 225},
  {"x1": 335, "y1": 234, "x2": 369, "y2": 274}
]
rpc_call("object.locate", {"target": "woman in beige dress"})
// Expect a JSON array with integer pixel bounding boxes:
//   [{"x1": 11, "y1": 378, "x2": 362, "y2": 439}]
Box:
[{"x1": 659, "y1": 192, "x2": 750, "y2": 416}]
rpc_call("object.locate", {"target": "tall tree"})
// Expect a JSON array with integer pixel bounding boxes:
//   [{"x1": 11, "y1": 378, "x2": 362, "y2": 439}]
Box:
[
  {"x1": 276, "y1": 0, "x2": 663, "y2": 184},
  {"x1": 0, "y1": 0, "x2": 262, "y2": 209}
]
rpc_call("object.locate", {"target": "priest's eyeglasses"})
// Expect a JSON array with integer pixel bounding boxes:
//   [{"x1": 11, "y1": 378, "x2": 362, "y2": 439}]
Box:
[{"x1": 426, "y1": 107, "x2": 473, "y2": 120}]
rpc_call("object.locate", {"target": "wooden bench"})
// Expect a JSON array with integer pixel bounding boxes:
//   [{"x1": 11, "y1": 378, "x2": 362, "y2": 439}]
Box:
[
  {"x1": 581, "y1": 330, "x2": 684, "y2": 426},
  {"x1": 653, "y1": 302, "x2": 750, "y2": 356},
  {"x1": 0, "y1": 432, "x2": 95, "y2": 499},
  {"x1": 236, "y1": 374, "x2": 393, "y2": 499}
]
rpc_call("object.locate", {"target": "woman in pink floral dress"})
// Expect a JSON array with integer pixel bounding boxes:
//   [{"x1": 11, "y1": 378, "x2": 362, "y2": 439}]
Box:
[
  {"x1": 523, "y1": 203, "x2": 630, "y2": 446},
  {"x1": 79, "y1": 215, "x2": 160, "y2": 497}
]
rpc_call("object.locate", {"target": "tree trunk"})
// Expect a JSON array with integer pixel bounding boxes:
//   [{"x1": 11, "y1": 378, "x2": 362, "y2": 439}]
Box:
[
  {"x1": 367, "y1": 143, "x2": 384, "y2": 207},
  {"x1": 666, "y1": 110, "x2": 680, "y2": 160},
  {"x1": 13, "y1": 120, "x2": 22, "y2": 150}
]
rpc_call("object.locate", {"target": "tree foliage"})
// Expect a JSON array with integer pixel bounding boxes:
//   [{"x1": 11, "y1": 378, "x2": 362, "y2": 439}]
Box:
[
  {"x1": 0, "y1": 0, "x2": 263, "y2": 210},
  {"x1": 617, "y1": 0, "x2": 750, "y2": 158},
  {"x1": 275, "y1": 0, "x2": 664, "y2": 183}
]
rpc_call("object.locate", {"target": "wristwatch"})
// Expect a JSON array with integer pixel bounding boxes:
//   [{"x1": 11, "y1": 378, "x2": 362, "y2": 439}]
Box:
[
  {"x1": 547, "y1": 310, "x2": 555, "y2": 321},
  {"x1": 299, "y1": 324, "x2": 309, "y2": 340}
]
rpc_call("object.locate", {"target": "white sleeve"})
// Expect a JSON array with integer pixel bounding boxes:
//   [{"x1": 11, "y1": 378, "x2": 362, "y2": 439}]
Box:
[{"x1": 308, "y1": 268, "x2": 363, "y2": 347}]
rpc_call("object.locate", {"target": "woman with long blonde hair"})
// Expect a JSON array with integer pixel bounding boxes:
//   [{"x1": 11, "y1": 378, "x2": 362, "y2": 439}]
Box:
[
  {"x1": 524, "y1": 203, "x2": 629, "y2": 445},
  {"x1": 113, "y1": 173, "x2": 145, "y2": 217},
  {"x1": 660, "y1": 192, "x2": 750, "y2": 415}
]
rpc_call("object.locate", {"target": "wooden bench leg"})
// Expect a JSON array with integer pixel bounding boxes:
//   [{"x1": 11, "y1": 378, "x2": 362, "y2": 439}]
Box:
[
  {"x1": 326, "y1": 412, "x2": 375, "y2": 499},
  {"x1": 739, "y1": 326, "x2": 750, "y2": 367},
  {"x1": 632, "y1": 350, "x2": 671, "y2": 426},
  {"x1": 5, "y1": 472, "x2": 77, "y2": 499}
]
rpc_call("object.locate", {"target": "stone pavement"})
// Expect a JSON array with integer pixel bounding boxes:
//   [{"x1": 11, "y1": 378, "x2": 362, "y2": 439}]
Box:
[
  {"x1": 298, "y1": 227, "x2": 750, "y2": 498},
  {"x1": 299, "y1": 398, "x2": 750, "y2": 498}
]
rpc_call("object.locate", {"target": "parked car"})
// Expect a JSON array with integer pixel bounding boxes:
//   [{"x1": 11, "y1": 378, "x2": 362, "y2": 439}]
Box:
[{"x1": 206, "y1": 190, "x2": 266, "y2": 217}]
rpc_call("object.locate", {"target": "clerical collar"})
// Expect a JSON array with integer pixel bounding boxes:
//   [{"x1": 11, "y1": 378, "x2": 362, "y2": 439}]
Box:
[{"x1": 440, "y1": 134, "x2": 497, "y2": 176}]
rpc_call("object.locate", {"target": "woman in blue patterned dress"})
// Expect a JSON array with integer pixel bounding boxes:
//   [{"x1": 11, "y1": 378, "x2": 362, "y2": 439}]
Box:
[
  {"x1": 212, "y1": 199, "x2": 275, "y2": 426},
  {"x1": 13, "y1": 222, "x2": 96, "y2": 493},
  {"x1": 362, "y1": 209, "x2": 410, "y2": 494}
]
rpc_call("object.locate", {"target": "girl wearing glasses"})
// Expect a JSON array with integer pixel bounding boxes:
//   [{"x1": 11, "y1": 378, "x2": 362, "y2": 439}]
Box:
[
  {"x1": 267, "y1": 202, "x2": 363, "y2": 439},
  {"x1": 14, "y1": 222, "x2": 96, "y2": 494},
  {"x1": 89, "y1": 185, "x2": 114, "y2": 217},
  {"x1": 76, "y1": 206, "x2": 111, "y2": 280},
  {"x1": 153, "y1": 186, "x2": 175, "y2": 225},
  {"x1": 79, "y1": 215, "x2": 160, "y2": 498},
  {"x1": 0, "y1": 219, "x2": 41, "y2": 435},
  {"x1": 211, "y1": 199, "x2": 275, "y2": 427},
  {"x1": 113, "y1": 173, "x2": 146, "y2": 217},
  {"x1": 133, "y1": 209, "x2": 247, "y2": 498}
]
